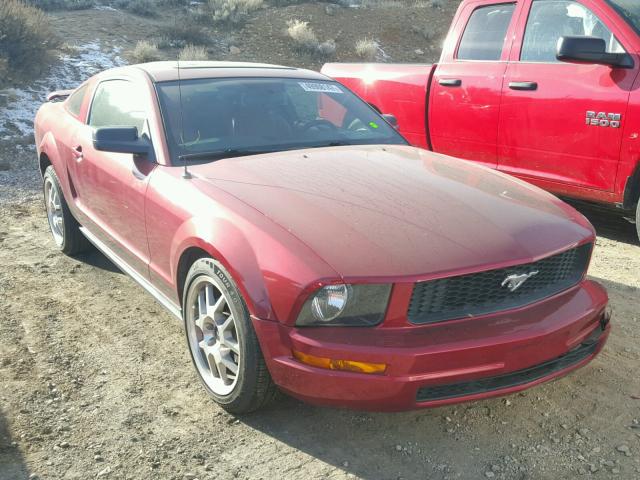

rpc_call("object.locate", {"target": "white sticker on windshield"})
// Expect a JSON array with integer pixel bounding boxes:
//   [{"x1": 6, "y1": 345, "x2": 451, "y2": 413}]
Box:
[{"x1": 298, "y1": 82, "x2": 343, "y2": 94}]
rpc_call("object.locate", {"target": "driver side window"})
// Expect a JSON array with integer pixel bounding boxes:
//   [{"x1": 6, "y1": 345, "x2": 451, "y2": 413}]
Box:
[
  {"x1": 521, "y1": 0, "x2": 625, "y2": 63},
  {"x1": 89, "y1": 80, "x2": 147, "y2": 134}
]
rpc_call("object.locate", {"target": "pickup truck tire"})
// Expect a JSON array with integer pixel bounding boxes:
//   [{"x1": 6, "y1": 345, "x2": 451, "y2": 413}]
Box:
[
  {"x1": 636, "y1": 201, "x2": 640, "y2": 243},
  {"x1": 182, "y1": 258, "x2": 278, "y2": 414},
  {"x1": 43, "y1": 166, "x2": 90, "y2": 256}
]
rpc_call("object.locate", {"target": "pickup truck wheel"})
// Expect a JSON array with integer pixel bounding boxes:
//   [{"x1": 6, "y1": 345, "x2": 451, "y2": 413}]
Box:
[
  {"x1": 43, "y1": 166, "x2": 90, "y2": 255},
  {"x1": 636, "y1": 202, "x2": 640, "y2": 243},
  {"x1": 183, "y1": 258, "x2": 278, "y2": 413}
]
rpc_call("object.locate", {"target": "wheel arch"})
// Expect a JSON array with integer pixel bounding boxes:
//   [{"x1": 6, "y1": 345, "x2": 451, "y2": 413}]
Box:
[
  {"x1": 170, "y1": 218, "x2": 275, "y2": 322},
  {"x1": 622, "y1": 161, "x2": 640, "y2": 210},
  {"x1": 176, "y1": 246, "x2": 211, "y2": 308},
  {"x1": 39, "y1": 151, "x2": 52, "y2": 177}
]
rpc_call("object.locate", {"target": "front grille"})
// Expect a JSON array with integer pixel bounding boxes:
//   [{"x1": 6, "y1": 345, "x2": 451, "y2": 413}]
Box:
[
  {"x1": 416, "y1": 324, "x2": 604, "y2": 402},
  {"x1": 407, "y1": 243, "x2": 592, "y2": 324}
]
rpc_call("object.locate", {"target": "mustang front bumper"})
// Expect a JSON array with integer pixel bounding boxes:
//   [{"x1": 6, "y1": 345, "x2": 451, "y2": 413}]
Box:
[{"x1": 252, "y1": 280, "x2": 609, "y2": 411}]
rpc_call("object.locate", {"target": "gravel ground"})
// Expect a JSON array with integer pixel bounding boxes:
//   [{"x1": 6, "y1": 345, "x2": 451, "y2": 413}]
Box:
[
  {"x1": 1, "y1": 141, "x2": 639, "y2": 480},
  {"x1": 1, "y1": 4, "x2": 640, "y2": 479}
]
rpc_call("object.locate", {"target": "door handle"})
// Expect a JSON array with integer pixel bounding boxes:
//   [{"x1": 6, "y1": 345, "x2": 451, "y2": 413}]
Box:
[
  {"x1": 72, "y1": 145, "x2": 83, "y2": 161},
  {"x1": 509, "y1": 81, "x2": 538, "y2": 91},
  {"x1": 439, "y1": 78, "x2": 462, "y2": 87}
]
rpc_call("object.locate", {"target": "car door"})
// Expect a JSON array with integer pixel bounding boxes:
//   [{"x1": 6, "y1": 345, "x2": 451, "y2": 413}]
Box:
[
  {"x1": 498, "y1": 0, "x2": 639, "y2": 195},
  {"x1": 72, "y1": 78, "x2": 156, "y2": 278},
  {"x1": 429, "y1": 0, "x2": 521, "y2": 169}
]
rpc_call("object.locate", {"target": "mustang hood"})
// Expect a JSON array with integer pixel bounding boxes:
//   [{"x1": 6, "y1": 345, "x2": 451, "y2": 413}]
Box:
[{"x1": 193, "y1": 145, "x2": 593, "y2": 279}]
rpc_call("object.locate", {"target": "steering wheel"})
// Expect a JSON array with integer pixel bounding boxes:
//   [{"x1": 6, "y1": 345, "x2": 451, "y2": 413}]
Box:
[{"x1": 300, "y1": 119, "x2": 338, "y2": 131}]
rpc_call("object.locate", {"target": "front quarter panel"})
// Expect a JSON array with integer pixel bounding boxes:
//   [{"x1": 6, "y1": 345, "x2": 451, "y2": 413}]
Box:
[{"x1": 145, "y1": 168, "x2": 340, "y2": 323}]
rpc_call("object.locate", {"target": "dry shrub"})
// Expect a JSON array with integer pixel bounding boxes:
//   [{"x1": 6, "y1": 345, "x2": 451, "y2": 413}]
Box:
[
  {"x1": 287, "y1": 19, "x2": 335, "y2": 57},
  {"x1": 129, "y1": 41, "x2": 160, "y2": 63},
  {"x1": 411, "y1": 25, "x2": 435, "y2": 41},
  {"x1": 0, "y1": 0, "x2": 59, "y2": 77},
  {"x1": 287, "y1": 19, "x2": 319, "y2": 51},
  {"x1": 25, "y1": 0, "x2": 94, "y2": 10},
  {"x1": 178, "y1": 44, "x2": 209, "y2": 61},
  {"x1": 355, "y1": 38, "x2": 378, "y2": 60},
  {"x1": 317, "y1": 39, "x2": 336, "y2": 57},
  {"x1": 209, "y1": 0, "x2": 263, "y2": 24},
  {"x1": 159, "y1": 20, "x2": 211, "y2": 48}
]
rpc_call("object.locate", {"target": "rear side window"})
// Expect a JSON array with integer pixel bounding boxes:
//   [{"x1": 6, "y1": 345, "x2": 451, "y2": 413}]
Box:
[
  {"x1": 521, "y1": 0, "x2": 624, "y2": 62},
  {"x1": 66, "y1": 84, "x2": 88, "y2": 117},
  {"x1": 457, "y1": 4, "x2": 516, "y2": 61},
  {"x1": 88, "y1": 79, "x2": 147, "y2": 133}
]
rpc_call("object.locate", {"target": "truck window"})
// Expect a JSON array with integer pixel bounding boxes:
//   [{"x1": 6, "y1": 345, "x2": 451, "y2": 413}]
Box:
[
  {"x1": 521, "y1": 0, "x2": 624, "y2": 62},
  {"x1": 457, "y1": 4, "x2": 516, "y2": 61}
]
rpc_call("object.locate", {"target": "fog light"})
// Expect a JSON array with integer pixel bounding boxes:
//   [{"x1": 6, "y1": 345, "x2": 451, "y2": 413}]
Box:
[{"x1": 292, "y1": 350, "x2": 387, "y2": 374}]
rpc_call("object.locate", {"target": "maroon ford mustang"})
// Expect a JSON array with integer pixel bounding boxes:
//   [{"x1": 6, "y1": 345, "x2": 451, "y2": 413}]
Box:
[{"x1": 34, "y1": 62, "x2": 610, "y2": 413}]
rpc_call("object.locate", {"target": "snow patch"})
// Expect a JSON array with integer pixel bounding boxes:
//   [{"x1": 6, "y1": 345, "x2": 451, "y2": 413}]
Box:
[{"x1": 0, "y1": 42, "x2": 125, "y2": 140}]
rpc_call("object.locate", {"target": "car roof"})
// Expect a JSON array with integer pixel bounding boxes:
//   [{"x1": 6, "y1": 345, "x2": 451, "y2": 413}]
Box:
[{"x1": 119, "y1": 61, "x2": 331, "y2": 83}]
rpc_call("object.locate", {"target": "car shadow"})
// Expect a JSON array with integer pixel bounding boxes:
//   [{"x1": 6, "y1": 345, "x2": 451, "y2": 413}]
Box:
[
  {"x1": 75, "y1": 247, "x2": 122, "y2": 274},
  {"x1": 564, "y1": 199, "x2": 638, "y2": 245},
  {"x1": 0, "y1": 410, "x2": 30, "y2": 480}
]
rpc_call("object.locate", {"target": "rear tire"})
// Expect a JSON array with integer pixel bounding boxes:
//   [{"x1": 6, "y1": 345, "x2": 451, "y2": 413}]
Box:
[
  {"x1": 43, "y1": 166, "x2": 90, "y2": 256},
  {"x1": 182, "y1": 258, "x2": 278, "y2": 414}
]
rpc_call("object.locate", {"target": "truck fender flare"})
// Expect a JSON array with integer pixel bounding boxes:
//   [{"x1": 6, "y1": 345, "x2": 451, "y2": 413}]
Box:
[{"x1": 622, "y1": 162, "x2": 640, "y2": 210}]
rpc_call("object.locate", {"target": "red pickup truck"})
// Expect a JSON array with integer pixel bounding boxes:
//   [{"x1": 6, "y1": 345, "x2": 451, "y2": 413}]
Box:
[{"x1": 322, "y1": 0, "x2": 640, "y2": 240}]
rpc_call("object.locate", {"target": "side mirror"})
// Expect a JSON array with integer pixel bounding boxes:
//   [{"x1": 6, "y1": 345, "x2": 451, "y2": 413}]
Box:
[
  {"x1": 556, "y1": 36, "x2": 633, "y2": 69},
  {"x1": 93, "y1": 127, "x2": 152, "y2": 156},
  {"x1": 381, "y1": 113, "x2": 399, "y2": 129}
]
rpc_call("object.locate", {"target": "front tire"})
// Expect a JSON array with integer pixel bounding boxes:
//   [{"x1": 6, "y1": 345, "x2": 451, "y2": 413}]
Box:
[
  {"x1": 636, "y1": 201, "x2": 640, "y2": 243},
  {"x1": 182, "y1": 258, "x2": 278, "y2": 413},
  {"x1": 43, "y1": 166, "x2": 90, "y2": 256}
]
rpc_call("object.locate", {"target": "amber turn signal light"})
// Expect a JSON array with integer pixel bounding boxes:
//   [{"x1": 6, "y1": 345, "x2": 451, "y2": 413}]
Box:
[{"x1": 292, "y1": 350, "x2": 387, "y2": 374}]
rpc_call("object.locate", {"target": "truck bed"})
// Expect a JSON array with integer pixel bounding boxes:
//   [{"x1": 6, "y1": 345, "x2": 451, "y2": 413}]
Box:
[{"x1": 321, "y1": 63, "x2": 436, "y2": 149}]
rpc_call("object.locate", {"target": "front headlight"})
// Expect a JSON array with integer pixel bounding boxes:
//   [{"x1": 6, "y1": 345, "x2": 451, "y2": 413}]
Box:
[{"x1": 296, "y1": 284, "x2": 392, "y2": 327}]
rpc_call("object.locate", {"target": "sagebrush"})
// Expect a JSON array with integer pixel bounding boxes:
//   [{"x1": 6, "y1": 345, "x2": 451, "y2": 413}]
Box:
[
  {"x1": 355, "y1": 38, "x2": 378, "y2": 60},
  {"x1": 25, "y1": 0, "x2": 94, "y2": 10},
  {"x1": 209, "y1": 0, "x2": 263, "y2": 24},
  {"x1": 178, "y1": 44, "x2": 209, "y2": 61},
  {"x1": 287, "y1": 19, "x2": 318, "y2": 51},
  {"x1": 129, "y1": 40, "x2": 161, "y2": 63},
  {"x1": 114, "y1": 0, "x2": 157, "y2": 16},
  {"x1": 0, "y1": 0, "x2": 59, "y2": 80},
  {"x1": 286, "y1": 19, "x2": 335, "y2": 57},
  {"x1": 159, "y1": 20, "x2": 211, "y2": 47}
]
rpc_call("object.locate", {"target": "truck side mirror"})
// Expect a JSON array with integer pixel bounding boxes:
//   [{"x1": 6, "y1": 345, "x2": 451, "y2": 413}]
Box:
[
  {"x1": 556, "y1": 36, "x2": 633, "y2": 69},
  {"x1": 381, "y1": 113, "x2": 399, "y2": 129},
  {"x1": 93, "y1": 127, "x2": 152, "y2": 156}
]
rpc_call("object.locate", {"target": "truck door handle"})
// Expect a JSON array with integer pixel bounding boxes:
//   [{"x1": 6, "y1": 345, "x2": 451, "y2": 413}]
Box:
[
  {"x1": 509, "y1": 81, "x2": 538, "y2": 91},
  {"x1": 439, "y1": 78, "x2": 462, "y2": 87},
  {"x1": 72, "y1": 145, "x2": 83, "y2": 161}
]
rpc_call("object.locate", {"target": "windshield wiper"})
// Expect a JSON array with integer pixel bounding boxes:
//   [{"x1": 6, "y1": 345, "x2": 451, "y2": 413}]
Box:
[{"x1": 178, "y1": 148, "x2": 277, "y2": 162}]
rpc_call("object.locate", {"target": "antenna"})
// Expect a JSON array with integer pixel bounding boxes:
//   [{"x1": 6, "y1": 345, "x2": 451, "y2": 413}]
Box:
[{"x1": 177, "y1": 57, "x2": 191, "y2": 179}]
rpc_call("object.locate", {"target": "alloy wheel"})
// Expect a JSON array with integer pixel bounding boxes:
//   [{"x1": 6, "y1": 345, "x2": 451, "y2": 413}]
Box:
[
  {"x1": 44, "y1": 177, "x2": 64, "y2": 246},
  {"x1": 185, "y1": 276, "x2": 241, "y2": 396}
]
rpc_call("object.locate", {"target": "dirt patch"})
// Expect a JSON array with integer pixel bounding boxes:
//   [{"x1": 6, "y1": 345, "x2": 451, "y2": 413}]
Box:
[
  {"x1": 1, "y1": 2, "x2": 640, "y2": 479},
  {"x1": 0, "y1": 190, "x2": 639, "y2": 480}
]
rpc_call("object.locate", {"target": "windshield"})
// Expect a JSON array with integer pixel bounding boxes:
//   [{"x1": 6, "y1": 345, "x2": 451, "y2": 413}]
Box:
[
  {"x1": 607, "y1": 0, "x2": 640, "y2": 34},
  {"x1": 156, "y1": 77, "x2": 407, "y2": 162}
]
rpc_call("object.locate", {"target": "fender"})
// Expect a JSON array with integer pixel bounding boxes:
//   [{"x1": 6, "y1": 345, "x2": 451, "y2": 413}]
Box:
[
  {"x1": 39, "y1": 132, "x2": 68, "y2": 191},
  {"x1": 170, "y1": 216, "x2": 274, "y2": 321}
]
